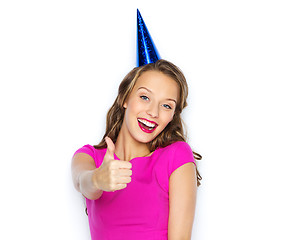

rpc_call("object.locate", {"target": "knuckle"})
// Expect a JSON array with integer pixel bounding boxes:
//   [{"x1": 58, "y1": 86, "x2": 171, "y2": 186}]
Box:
[
  {"x1": 108, "y1": 160, "x2": 116, "y2": 168},
  {"x1": 104, "y1": 163, "x2": 112, "y2": 171}
]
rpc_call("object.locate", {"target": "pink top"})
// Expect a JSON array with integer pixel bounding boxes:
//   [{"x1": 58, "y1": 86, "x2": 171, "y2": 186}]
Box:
[{"x1": 74, "y1": 141, "x2": 196, "y2": 240}]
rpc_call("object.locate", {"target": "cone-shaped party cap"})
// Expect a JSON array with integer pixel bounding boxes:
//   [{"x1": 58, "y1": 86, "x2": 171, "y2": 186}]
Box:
[{"x1": 137, "y1": 9, "x2": 161, "y2": 67}]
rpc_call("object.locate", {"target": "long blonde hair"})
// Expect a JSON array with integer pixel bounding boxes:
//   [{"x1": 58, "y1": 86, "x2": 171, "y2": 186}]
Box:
[{"x1": 94, "y1": 59, "x2": 202, "y2": 186}]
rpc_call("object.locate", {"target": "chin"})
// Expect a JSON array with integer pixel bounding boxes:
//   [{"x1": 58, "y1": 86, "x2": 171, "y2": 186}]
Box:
[
  {"x1": 132, "y1": 128, "x2": 162, "y2": 144},
  {"x1": 133, "y1": 134, "x2": 156, "y2": 144}
]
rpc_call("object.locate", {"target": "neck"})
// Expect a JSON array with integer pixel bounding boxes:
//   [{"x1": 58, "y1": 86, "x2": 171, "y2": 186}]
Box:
[{"x1": 115, "y1": 129, "x2": 151, "y2": 162}]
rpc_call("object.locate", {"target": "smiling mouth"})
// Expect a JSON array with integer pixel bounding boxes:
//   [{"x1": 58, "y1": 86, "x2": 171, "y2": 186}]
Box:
[{"x1": 137, "y1": 118, "x2": 158, "y2": 133}]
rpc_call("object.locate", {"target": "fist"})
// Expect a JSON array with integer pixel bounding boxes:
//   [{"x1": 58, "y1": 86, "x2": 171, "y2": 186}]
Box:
[{"x1": 93, "y1": 137, "x2": 132, "y2": 192}]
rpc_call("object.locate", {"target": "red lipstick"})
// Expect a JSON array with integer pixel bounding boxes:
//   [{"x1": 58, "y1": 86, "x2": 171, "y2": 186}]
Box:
[{"x1": 137, "y1": 118, "x2": 158, "y2": 133}]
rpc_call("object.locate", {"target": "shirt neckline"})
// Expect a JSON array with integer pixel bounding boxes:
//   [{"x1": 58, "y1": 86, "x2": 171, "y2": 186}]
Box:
[{"x1": 113, "y1": 147, "x2": 160, "y2": 162}]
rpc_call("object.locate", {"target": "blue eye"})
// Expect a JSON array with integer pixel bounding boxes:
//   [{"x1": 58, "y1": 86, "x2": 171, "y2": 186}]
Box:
[
  {"x1": 140, "y1": 95, "x2": 149, "y2": 101},
  {"x1": 163, "y1": 104, "x2": 172, "y2": 109}
]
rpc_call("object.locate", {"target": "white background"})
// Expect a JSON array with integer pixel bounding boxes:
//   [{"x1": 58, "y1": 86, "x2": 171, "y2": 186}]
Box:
[{"x1": 1, "y1": 0, "x2": 304, "y2": 239}]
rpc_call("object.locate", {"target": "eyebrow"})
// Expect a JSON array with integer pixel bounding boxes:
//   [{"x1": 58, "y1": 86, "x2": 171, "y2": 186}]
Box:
[
  {"x1": 138, "y1": 87, "x2": 152, "y2": 93},
  {"x1": 137, "y1": 87, "x2": 177, "y2": 104}
]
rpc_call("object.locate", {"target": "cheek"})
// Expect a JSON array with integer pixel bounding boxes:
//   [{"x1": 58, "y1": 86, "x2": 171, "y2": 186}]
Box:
[
  {"x1": 160, "y1": 112, "x2": 175, "y2": 127},
  {"x1": 125, "y1": 98, "x2": 141, "y2": 114}
]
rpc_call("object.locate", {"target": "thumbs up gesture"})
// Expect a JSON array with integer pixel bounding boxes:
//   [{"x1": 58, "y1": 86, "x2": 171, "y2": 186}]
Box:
[{"x1": 92, "y1": 137, "x2": 132, "y2": 192}]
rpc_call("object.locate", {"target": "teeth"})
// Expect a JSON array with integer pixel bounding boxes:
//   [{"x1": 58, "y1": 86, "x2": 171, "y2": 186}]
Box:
[{"x1": 138, "y1": 119, "x2": 156, "y2": 128}]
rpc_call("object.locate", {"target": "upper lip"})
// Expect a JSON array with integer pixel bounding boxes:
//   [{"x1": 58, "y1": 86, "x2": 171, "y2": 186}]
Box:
[{"x1": 137, "y1": 118, "x2": 158, "y2": 127}]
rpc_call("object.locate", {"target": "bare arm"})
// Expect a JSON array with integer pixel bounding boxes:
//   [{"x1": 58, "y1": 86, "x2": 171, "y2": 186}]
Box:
[
  {"x1": 71, "y1": 137, "x2": 132, "y2": 200},
  {"x1": 168, "y1": 162, "x2": 197, "y2": 240},
  {"x1": 71, "y1": 153, "x2": 103, "y2": 200}
]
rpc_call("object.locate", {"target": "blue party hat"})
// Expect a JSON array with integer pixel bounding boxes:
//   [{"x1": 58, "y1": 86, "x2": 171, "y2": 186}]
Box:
[{"x1": 137, "y1": 9, "x2": 161, "y2": 67}]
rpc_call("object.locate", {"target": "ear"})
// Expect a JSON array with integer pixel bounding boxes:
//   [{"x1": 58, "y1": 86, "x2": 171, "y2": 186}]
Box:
[{"x1": 123, "y1": 102, "x2": 127, "y2": 109}]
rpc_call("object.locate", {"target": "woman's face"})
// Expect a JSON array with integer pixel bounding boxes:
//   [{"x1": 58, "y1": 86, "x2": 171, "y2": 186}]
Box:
[{"x1": 122, "y1": 70, "x2": 179, "y2": 144}]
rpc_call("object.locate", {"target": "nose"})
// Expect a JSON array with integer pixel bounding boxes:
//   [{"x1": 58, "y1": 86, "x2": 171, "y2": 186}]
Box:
[{"x1": 147, "y1": 102, "x2": 159, "y2": 118}]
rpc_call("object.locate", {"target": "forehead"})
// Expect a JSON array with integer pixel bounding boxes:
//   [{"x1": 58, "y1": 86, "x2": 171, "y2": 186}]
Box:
[{"x1": 133, "y1": 71, "x2": 179, "y2": 99}]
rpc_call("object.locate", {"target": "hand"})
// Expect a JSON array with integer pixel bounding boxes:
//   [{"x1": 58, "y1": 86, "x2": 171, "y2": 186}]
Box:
[{"x1": 92, "y1": 137, "x2": 132, "y2": 192}]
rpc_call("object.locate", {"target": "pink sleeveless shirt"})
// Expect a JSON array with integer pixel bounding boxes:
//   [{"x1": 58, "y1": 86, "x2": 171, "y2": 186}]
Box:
[{"x1": 74, "y1": 141, "x2": 196, "y2": 240}]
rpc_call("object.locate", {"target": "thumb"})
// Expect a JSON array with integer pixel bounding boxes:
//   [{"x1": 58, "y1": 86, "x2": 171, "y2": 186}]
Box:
[{"x1": 104, "y1": 136, "x2": 115, "y2": 161}]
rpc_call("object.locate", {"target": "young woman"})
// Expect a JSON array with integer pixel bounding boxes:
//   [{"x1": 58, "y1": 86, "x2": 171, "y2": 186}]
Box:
[{"x1": 72, "y1": 59, "x2": 202, "y2": 240}]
